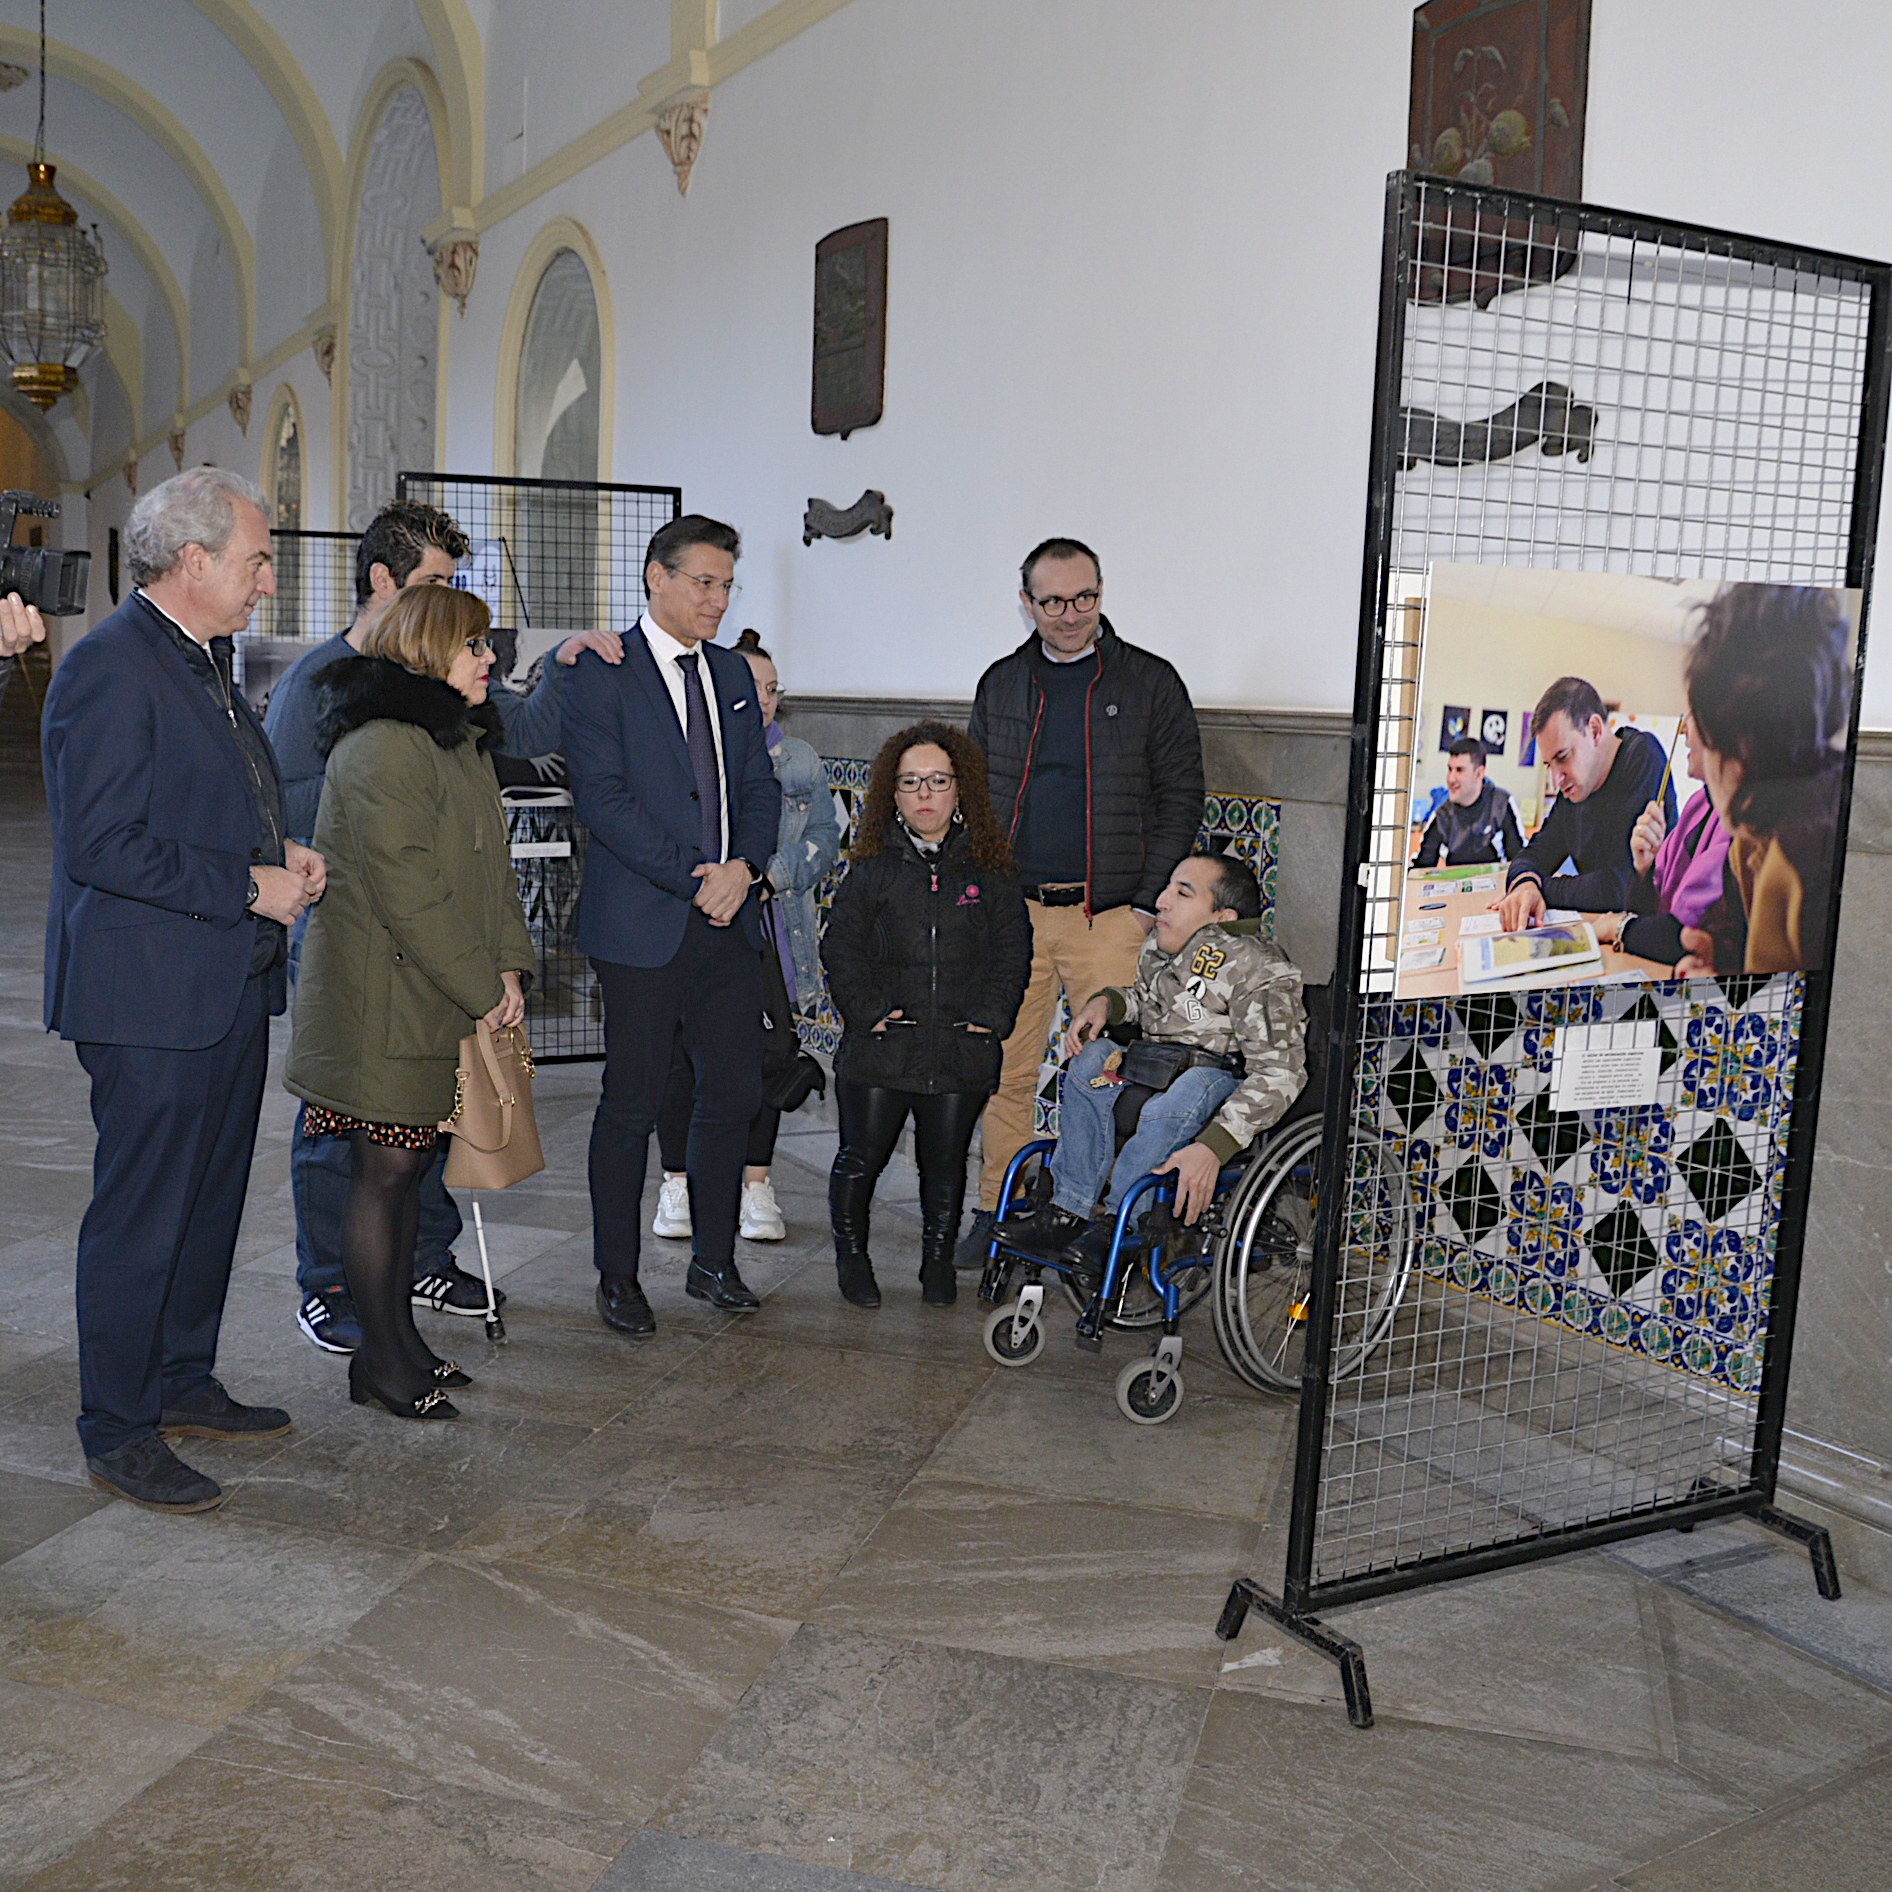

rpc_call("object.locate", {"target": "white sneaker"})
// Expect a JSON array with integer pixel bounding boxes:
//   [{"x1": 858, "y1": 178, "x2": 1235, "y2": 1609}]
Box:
[
  {"x1": 740, "y1": 1177, "x2": 787, "y2": 1242},
  {"x1": 652, "y1": 1174, "x2": 692, "y2": 1238}
]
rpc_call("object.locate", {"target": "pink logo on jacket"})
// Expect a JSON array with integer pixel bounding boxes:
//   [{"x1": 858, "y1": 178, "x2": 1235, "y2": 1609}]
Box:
[{"x1": 957, "y1": 884, "x2": 981, "y2": 906}]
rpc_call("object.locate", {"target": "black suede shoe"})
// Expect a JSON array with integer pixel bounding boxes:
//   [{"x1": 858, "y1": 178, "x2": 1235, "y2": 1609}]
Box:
[
  {"x1": 597, "y1": 1275, "x2": 657, "y2": 1335},
  {"x1": 86, "y1": 1435, "x2": 224, "y2": 1513},
  {"x1": 836, "y1": 1252, "x2": 881, "y2": 1309},
  {"x1": 159, "y1": 1378, "x2": 292, "y2": 1441},
  {"x1": 919, "y1": 1259, "x2": 957, "y2": 1308},
  {"x1": 1062, "y1": 1219, "x2": 1117, "y2": 1299},
  {"x1": 953, "y1": 1209, "x2": 997, "y2": 1271},
  {"x1": 686, "y1": 1257, "x2": 761, "y2": 1311},
  {"x1": 1003, "y1": 1202, "x2": 1090, "y2": 1261}
]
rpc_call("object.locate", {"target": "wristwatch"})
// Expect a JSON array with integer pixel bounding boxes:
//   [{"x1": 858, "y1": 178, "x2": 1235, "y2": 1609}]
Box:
[{"x1": 245, "y1": 871, "x2": 260, "y2": 911}]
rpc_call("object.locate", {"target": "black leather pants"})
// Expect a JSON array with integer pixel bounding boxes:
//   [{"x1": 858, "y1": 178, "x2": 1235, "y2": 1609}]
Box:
[{"x1": 829, "y1": 1078, "x2": 987, "y2": 1272}]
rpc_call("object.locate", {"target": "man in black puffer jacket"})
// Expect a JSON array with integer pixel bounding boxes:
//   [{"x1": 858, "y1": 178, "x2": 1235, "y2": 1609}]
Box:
[{"x1": 959, "y1": 537, "x2": 1204, "y2": 1264}]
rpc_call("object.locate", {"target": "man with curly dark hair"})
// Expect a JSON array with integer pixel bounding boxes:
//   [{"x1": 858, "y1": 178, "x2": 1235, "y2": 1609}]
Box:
[{"x1": 820, "y1": 722, "x2": 1032, "y2": 1307}]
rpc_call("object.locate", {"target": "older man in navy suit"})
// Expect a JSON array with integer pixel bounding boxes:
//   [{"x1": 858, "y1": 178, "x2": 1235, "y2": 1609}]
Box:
[
  {"x1": 44, "y1": 468, "x2": 323, "y2": 1512},
  {"x1": 563, "y1": 515, "x2": 781, "y2": 1336}
]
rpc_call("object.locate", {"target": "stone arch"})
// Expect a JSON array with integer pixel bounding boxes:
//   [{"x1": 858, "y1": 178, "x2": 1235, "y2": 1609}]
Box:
[
  {"x1": 493, "y1": 218, "x2": 615, "y2": 478},
  {"x1": 344, "y1": 83, "x2": 441, "y2": 531}
]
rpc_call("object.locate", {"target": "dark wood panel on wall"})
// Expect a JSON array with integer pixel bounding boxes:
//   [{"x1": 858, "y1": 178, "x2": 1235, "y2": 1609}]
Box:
[
  {"x1": 812, "y1": 218, "x2": 888, "y2": 439},
  {"x1": 1408, "y1": 0, "x2": 1590, "y2": 200}
]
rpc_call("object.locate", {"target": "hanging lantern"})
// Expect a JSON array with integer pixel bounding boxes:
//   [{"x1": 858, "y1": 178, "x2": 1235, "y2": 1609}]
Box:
[{"x1": 0, "y1": 4, "x2": 105, "y2": 411}]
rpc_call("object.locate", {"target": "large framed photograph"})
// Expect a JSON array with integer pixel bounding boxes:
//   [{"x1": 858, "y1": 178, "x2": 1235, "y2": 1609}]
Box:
[{"x1": 1393, "y1": 564, "x2": 1860, "y2": 1000}]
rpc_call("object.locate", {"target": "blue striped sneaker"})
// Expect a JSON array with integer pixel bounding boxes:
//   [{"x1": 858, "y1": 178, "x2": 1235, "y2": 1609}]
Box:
[{"x1": 296, "y1": 1289, "x2": 361, "y2": 1355}]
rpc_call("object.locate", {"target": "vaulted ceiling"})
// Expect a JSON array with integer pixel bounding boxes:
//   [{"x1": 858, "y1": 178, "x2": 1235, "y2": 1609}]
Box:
[{"x1": 0, "y1": 0, "x2": 490, "y2": 474}]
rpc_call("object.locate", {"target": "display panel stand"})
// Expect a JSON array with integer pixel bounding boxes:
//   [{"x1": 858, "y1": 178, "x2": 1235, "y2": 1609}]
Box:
[{"x1": 1216, "y1": 171, "x2": 1888, "y2": 1725}]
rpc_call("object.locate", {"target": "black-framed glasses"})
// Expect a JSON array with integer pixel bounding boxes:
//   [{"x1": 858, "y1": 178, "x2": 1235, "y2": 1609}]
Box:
[
  {"x1": 464, "y1": 635, "x2": 493, "y2": 657},
  {"x1": 895, "y1": 771, "x2": 956, "y2": 793},
  {"x1": 1030, "y1": 588, "x2": 1099, "y2": 616}
]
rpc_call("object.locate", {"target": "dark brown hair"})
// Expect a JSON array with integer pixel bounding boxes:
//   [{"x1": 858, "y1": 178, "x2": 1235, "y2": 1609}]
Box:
[
  {"x1": 850, "y1": 721, "x2": 1015, "y2": 874},
  {"x1": 354, "y1": 501, "x2": 470, "y2": 605},
  {"x1": 1530, "y1": 675, "x2": 1607, "y2": 741}
]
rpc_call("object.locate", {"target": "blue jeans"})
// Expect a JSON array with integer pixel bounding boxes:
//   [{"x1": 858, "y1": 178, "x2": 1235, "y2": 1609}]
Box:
[
  {"x1": 1049, "y1": 1038, "x2": 1238, "y2": 1220},
  {"x1": 288, "y1": 909, "x2": 462, "y2": 1298}
]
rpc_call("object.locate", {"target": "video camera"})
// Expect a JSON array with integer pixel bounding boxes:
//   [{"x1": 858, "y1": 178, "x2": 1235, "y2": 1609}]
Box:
[{"x1": 0, "y1": 490, "x2": 89, "y2": 616}]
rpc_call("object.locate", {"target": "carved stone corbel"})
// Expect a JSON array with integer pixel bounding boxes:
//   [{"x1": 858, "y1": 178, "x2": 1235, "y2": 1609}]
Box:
[
  {"x1": 429, "y1": 237, "x2": 479, "y2": 316},
  {"x1": 312, "y1": 324, "x2": 336, "y2": 382},
  {"x1": 228, "y1": 382, "x2": 252, "y2": 436},
  {"x1": 123, "y1": 460, "x2": 137, "y2": 496},
  {"x1": 803, "y1": 490, "x2": 893, "y2": 546},
  {"x1": 168, "y1": 426, "x2": 185, "y2": 471},
  {"x1": 656, "y1": 93, "x2": 709, "y2": 196}
]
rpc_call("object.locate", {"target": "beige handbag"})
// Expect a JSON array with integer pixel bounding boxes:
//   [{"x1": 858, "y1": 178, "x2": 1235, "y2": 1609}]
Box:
[{"x1": 439, "y1": 1021, "x2": 545, "y2": 1191}]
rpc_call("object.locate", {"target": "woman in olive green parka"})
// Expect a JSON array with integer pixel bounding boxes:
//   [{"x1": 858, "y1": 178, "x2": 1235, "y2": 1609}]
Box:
[{"x1": 287, "y1": 585, "x2": 534, "y2": 1420}]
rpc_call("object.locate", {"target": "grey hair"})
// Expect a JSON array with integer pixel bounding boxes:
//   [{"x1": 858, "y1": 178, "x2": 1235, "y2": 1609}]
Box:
[{"x1": 125, "y1": 467, "x2": 267, "y2": 586}]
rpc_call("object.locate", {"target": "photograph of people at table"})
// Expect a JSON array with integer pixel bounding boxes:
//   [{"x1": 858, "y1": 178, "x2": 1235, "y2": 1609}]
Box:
[{"x1": 1393, "y1": 567, "x2": 1857, "y2": 1000}]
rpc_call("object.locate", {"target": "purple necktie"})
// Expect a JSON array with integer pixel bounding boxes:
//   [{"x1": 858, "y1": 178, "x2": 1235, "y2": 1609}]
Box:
[{"x1": 676, "y1": 650, "x2": 723, "y2": 862}]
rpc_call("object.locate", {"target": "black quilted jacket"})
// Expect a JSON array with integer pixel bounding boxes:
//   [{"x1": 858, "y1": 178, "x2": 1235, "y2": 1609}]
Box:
[
  {"x1": 967, "y1": 619, "x2": 1204, "y2": 914},
  {"x1": 820, "y1": 822, "x2": 1031, "y2": 1095}
]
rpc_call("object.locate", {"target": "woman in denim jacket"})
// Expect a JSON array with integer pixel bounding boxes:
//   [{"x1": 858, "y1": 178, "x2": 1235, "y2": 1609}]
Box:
[{"x1": 653, "y1": 631, "x2": 843, "y2": 1241}]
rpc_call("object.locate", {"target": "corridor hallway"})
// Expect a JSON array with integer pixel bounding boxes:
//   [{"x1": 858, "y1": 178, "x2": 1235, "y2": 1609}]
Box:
[{"x1": 1, "y1": 769, "x2": 1890, "y2": 1892}]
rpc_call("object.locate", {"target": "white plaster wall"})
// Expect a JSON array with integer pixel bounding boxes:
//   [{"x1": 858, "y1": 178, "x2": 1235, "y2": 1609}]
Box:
[
  {"x1": 448, "y1": 0, "x2": 1413, "y2": 712},
  {"x1": 442, "y1": 0, "x2": 1892, "y2": 725},
  {"x1": 253, "y1": 126, "x2": 326, "y2": 360}
]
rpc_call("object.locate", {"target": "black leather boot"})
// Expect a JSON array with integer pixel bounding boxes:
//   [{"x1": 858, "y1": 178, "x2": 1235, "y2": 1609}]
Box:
[
  {"x1": 919, "y1": 1238, "x2": 957, "y2": 1307},
  {"x1": 830, "y1": 1166, "x2": 882, "y2": 1308}
]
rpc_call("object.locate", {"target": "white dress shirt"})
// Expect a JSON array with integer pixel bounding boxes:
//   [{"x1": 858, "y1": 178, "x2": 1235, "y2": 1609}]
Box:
[{"x1": 640, "y1": 614, "x2": 731, "y2": 861}]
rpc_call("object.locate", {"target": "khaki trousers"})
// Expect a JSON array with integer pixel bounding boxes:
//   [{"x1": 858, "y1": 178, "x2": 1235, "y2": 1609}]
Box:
[{"x1": 978, "y1": 901, "x2": 1146, "y2": 1211}]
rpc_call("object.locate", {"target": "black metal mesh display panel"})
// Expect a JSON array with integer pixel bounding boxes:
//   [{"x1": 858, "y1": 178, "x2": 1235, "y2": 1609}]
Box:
[
  {"x1": 234, "y1": 529, "x2": 360, "y2": 709},
  {"x1": 502, "y1": 790, "x2": 598, "y2": 1061},
  {"x1": 394, "y1": 472, "x2": 680, "y2": 661},
  {"x1": 1282, "y1": 175, "x2": 1889, "y2": 1617}
]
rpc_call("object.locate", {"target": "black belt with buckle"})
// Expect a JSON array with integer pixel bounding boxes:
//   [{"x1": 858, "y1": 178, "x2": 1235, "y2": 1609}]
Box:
[{"x1": 1024, "y1": 883, "x2": 1087, "y2": 907}]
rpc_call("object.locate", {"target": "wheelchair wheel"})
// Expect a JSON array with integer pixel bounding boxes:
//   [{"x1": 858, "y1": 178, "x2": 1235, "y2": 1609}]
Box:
[
  {"x1": 1115, "y1": 1355, "x2": 1183, "y2": 1424},
  {"x1": 983, "y1": 1301, "x2": 1046, "y2": 1367},
  {"x1": 1210, "y1": 1117, "x2": 1414, "y2": 1394},
  {"x1": 1056, "y1": 1217, "x2": 1214, "y2": 1330}
]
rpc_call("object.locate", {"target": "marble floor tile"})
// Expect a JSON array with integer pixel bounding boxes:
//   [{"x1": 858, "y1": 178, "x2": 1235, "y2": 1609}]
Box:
[
  {"x1": 0, "y1": 1467, "x2": 102, "y2": 1566},
  {"x1": 221, "y1": 1400, "x2": 593, "y2": 1551},
  {"x1": 0, "y1": 1676, "x2": 210, "y2": 1890},
  {"x1": 0, "y1": 1333, "x2": 73, "y2": 1420},
  {"x1": 625, "y1": 1333, "x2": 988, "y2": 1477},
  {"x1": 1609, "y1": 1518, "x2": 1892, "y2": 1694},
  {"x1": 1616, "y1": 1752, "x2": 1892, "y2": 1890},
  {"x1": 919, "y1": 1373, "x2": 1293, "y2": 1520},
  {"x1": 1648, "y1": 1582, "x2": 1892, "y2": 1804},
  {"x1": 600, "y1": 1828, "x2": 933, "y2": 1891},
  {"x1": 1155, "y1": 1688, "x2": 1754, "y2": 1892},
  {"x1": 814, "y1": 1478, "x2": 1256, "y2": 1688},
  {"x1": 660, "y1": 1623, "x2": 1209, "y2": 1892},
  {"x1": 234, "y1": 1555, "x2": 791, "y2": 1822},
  {"x1": 456, "y1": 1439, "x2": 911, "y2": 1617},
  {"x1": 415, "y1": 1309, "x2": 707, "y2": 1430},
  {"x1": 18, "y1": 1744, "x2": 625, "y2": 1892},
  {"x1": 1215, "y1": 1553, "x2": 1678, "y2": 1756},
  {"x1": 0, "y1": 1506, "x2": 417, "y2": 1726}
]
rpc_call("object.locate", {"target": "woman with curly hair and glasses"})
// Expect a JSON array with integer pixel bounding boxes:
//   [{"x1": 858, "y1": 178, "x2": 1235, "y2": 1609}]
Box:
[{"x1": 820, "y1": 722, "x2": 1031, "y2": 1308}]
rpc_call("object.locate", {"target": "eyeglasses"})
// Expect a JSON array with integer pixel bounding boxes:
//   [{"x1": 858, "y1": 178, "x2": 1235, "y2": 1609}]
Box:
[
  {"x1": 464, "y1": 636, "x2": 493, "y2": 657},
  {"x1": 1029, "y1": 589, "x2": 1099, "y2": 616},
  {"x1": 895, "y1": 772, "x2": 956, "y2": 794},
  {"x1": 672, "y1": 570, "x2": 742, "y2": 601}
]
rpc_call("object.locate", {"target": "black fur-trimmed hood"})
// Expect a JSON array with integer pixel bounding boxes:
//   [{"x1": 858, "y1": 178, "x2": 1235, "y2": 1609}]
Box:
[{"x1": 312, "y1": 655, "x2": 504, "y2": 759}]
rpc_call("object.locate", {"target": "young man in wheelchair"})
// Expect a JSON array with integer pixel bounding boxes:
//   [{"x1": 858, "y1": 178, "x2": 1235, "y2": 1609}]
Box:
[{"x1": 1003, "y1": 851, "x2": 1306, "y2": 1286}]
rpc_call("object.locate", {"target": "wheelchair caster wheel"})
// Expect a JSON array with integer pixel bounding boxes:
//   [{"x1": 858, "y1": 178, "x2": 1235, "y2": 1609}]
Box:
[
  {"x1": 1115, "y1": 1354, "x2": 1182, "y2": 1424},
  {"x1": 484, "y1": 1314, "x2": 506, "y2": 1343},
  {"x1": 983, "y1": 1301, "x2": 1045, "y2": 1367}
]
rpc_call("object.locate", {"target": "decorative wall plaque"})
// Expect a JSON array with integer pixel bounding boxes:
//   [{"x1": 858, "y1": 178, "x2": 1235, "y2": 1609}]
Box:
[
  {"x1": 803, "y1": 489, "x2": 893, "y2": 546},
  {"x1": 812, "y1": 217, "x2": 886, "y2": 438},
  {"x1": 1407, "y1": 0, "x2": 1590, "y2": 306}
]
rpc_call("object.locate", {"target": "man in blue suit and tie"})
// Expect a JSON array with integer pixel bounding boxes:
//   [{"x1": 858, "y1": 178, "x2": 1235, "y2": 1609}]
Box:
[
  {"x1": 43, "y1": 469, "x2": 323, "y2": 1512},
  {"x1": 564, "y1": 515, "x2": 782, "y2": 1335}
]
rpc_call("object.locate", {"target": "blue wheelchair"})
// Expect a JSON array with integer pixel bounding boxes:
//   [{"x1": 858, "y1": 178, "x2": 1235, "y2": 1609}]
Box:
[{"x1": 976, "y1": 987, "x2": 1415, "y2": 1423}]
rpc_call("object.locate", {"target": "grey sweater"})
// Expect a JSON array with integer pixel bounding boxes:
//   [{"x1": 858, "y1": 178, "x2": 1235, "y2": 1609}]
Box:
[{"x1": 263, "y1": 629, "x2": 570, "y2": 842}]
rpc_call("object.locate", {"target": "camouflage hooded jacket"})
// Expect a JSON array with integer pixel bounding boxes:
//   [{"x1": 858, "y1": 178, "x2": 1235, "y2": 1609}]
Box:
[{"x1": 1097, "y1": 918, "x2": 1306, "y2": 1166}]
